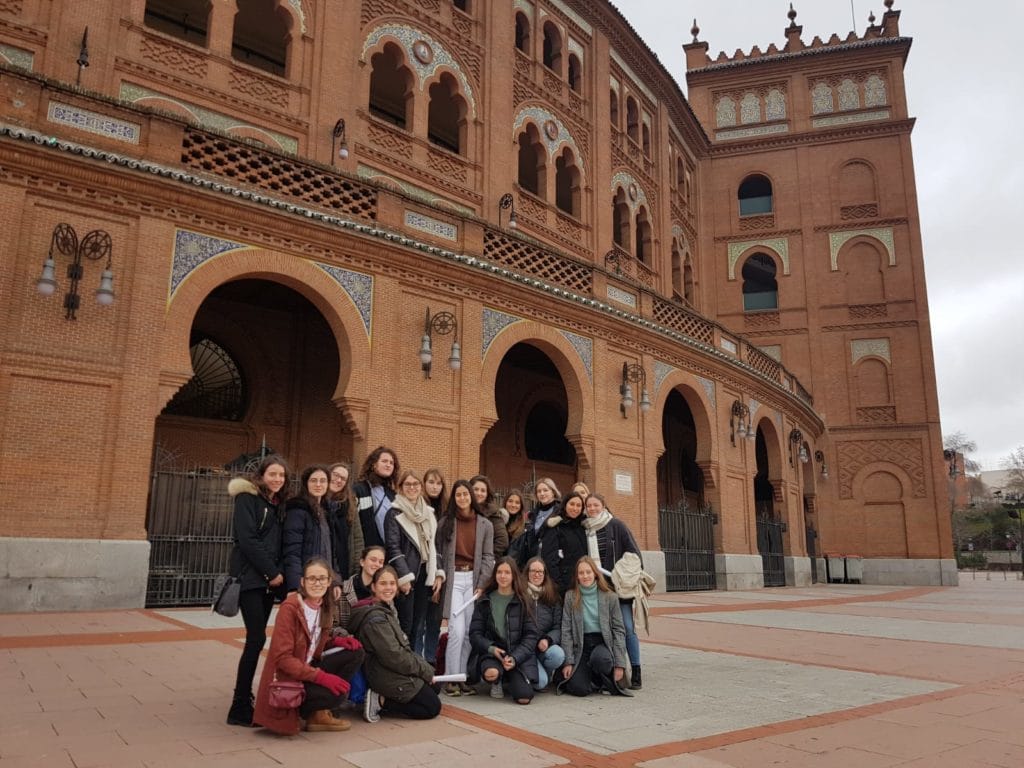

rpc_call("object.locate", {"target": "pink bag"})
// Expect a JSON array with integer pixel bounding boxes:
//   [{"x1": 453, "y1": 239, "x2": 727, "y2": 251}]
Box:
[{"x1": 268, "y1": 678, "x2": 305, "y2": 709}]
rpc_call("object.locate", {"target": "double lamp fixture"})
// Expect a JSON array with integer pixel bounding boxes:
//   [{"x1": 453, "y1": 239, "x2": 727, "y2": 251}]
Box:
[{"x1": 35, "y1": 223, "x2": 115, "y2": 320}]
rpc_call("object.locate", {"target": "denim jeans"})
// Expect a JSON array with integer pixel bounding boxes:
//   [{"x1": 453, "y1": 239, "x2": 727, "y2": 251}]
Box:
[
  {"x1": 533, "y1": 643, "x2": 566, "y2": 690},
  {"x1": 620, "y1": 599, "x2": 641, "y2": 666}
]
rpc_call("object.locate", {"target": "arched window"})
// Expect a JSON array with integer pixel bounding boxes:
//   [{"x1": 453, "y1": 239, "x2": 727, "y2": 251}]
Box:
[
  {"x1": 609, "y1": 88, "x2": 619, "y2": 126},
  {"x1": 843, "y1": 241, "x2": 885, "y2": 305},
  {"x1": 427, "y1": 73, "x2": 466, "y2": 154},
  {"x1": 856, "y1": 358, "x2": 891, "y2": 405},
  {"x1": 635, "y1": 206, "x2": 652, "y2": 265},
  {"x1": 675, "y1": 157, "x2": 685, "y2": 193},
  {"x1": 542, "y1": 22, "x2": 562, "y2": 75},
  {"x1": 514, "y1": 12, "x2": 530, "y2": 53},
  {"x1": 369, "y1": 43, "x2": 413, "y2": 129},
  {"x1": 641, "y1": 122, "x2": 651, "y2": 156},
  {"x1": 626, "y1": 97, "x2": 639, "y2": 143},
  {"x1": 612, "y1": 187, "x2": 630, "y2": 249},
  {"x1": 164, "y1": 337, "x2": 247, "y2": 421},
  {"x1": 517, "y1": 125, "x2": 545, "y2": 197},
  {"x1": 671, "y1": 242, "x2": 682, "y2": 298},
  {"x1": 453, "y1": 0, "x2": 469, "y2": 12},
  {"x1": 568, "y1": 54, "x2": 582, "y2": 93},
  {"x1": 742, "y1": 253, "x2": 778, "y2": 311},
  {"x1": 554, "y1": 148, "x2": 580, "y2": 216},
  {"x1": 525, "y1": 402, "x2": 575, "y2": 465},
  {"x1": 231, "y1": 0, "x2": 288, "y2": 77},
  {"x1": 683, "y1": 253, "x2": 695, "y2": 304},
  {"x1": 738, "y1": 174, "x2": 773, "y2": 216},
  {"x1": 145, "y1": 0, "x2": 211, "y2": 46},
  {"x1": 839, "y1": 161, "x2": 877, "y2": 207}
]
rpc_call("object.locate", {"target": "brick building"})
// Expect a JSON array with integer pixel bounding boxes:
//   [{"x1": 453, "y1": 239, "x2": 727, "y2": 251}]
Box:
[{"x1": 0, "y1": 0, "x2": 954, "y2": 610}]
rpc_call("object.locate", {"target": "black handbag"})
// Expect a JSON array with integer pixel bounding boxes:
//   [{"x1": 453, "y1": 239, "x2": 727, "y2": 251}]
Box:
[{"x1": 212, "y1": 574, "x2": 242, "y2": 617}]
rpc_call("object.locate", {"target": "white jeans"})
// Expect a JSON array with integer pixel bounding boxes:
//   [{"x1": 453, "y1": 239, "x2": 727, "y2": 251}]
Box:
[{"x1": 445, "y1": 570, "x2": 475, "y2": 676}]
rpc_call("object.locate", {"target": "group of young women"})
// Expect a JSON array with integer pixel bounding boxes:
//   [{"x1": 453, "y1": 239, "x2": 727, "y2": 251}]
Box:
[{"x1": 226, "y1": 448, "x2": 648, "y2": 735}]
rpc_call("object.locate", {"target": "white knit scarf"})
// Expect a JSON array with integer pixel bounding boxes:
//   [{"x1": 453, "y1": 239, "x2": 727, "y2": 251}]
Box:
[
  {"x1": 582, "y1": 509, "x2": 613, "y2": 567},
  {"x1": 390, "y1": 494, "x2": 439, "y2": 585}
]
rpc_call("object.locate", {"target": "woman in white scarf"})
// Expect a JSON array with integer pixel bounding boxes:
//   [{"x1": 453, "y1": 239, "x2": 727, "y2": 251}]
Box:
[{"x1": 384, "y1": 470, "x2": 445, "y2": 651}]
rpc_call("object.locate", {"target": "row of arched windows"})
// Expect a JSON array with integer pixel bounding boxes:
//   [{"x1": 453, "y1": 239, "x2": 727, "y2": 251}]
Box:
[
  {"x1": 515, "y1": 13, "x2": 583, "y2": 93},
  {"x1": 737, "y1": 161, "x2": 879, "y2": 218},
  {"x1": 611, "y1": 89, "x2": 652, "y2": 157},
  {"x1": 516, "y1": 126, "x2": 582, "y2": 217}
]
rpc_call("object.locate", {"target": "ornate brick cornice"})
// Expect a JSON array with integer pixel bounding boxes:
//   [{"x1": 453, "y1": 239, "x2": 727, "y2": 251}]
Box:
[{"x1": 708, "y1": 118, "x2": 915, "y2": 155}]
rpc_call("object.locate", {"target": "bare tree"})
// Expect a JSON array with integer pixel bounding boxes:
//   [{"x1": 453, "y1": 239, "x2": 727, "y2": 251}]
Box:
[
  {"x1": 943, "y1": 431, "x2": 982, "y2": 474},
  {"x1": 1002, "y1": 446, "x2": 1024, "y2": 493}
]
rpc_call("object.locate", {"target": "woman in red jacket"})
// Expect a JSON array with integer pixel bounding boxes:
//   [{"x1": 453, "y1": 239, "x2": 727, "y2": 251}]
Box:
[{"x1": 253, "y1": 557, "x2": 365, "y2": 735}]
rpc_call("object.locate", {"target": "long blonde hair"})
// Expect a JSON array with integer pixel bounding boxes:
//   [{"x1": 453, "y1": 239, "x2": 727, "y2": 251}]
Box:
[{"x1": 567, "y1": 555, "x2": 611, "y2": 611}]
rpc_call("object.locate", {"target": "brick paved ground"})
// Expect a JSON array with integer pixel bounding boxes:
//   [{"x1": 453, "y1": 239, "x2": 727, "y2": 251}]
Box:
[{"x1": 2, "y1": 575, "x2": 1022, "y2": 767}]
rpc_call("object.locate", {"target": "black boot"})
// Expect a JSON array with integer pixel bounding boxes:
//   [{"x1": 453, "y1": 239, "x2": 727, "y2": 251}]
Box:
[
  {"x1": 226, "y1": 693, "x2": 255, "y2": 727},
  {"x1": 630, "y1": 665, "x2": 642, "y2": 690},
  {"x1": 600, "y1": 673, "x2": 633, "y2": 697}
]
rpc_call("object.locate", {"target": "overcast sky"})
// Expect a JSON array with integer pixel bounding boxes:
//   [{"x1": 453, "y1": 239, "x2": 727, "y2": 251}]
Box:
[{"x1": 611, "y1": 0, "x2": 1024, "y2": 471}]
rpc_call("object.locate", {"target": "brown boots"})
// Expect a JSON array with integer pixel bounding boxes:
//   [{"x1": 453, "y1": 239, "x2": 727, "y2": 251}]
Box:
[{"x1": 305, "y1": 709, "x2": 352, "y2": 732}]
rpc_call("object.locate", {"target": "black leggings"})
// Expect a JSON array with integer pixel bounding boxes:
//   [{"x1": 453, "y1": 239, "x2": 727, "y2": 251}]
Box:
[
  {"x1": 563, "y1": 633, "x2": 614, "y2": 697},
  {"x1": 382, "y1": 682, "x2": 441, "y2": 719},
  {"x1": 299, "y1": 647, "x2": 366, "y2": 717},
  {"x1": 396, "y1": 569, "x2": 432, "y2": 651},
  {"x1": 233, "y1": 587, "x2": 275, "y2": 699},
  {"x1": 480, "y1": 658, "x2": 534, "y2": 702}
]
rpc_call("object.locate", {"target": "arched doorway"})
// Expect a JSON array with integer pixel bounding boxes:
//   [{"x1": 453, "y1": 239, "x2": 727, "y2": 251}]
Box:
[
  {"x1": 754, "y1": 423, "x2": 785, "y2": 586},
  {"x1": 657, "y1": 387, "x2": 715, "y2": 591},
  {"x1": 480, "y1": 342, "x2": 577, "y2": 495},
  {"x1": 148, "y1": 278, "x2": 352, "y2": 606}
]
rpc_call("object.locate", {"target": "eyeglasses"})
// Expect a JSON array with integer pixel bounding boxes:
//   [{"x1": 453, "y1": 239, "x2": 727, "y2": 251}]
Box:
[
  {"x1": 528, "y1": 569, "x2": 545, "y2": 575},
  {"x1": 309, "y1": 478, "x2": 328, "y2": 484},
  {"x1": 303, "y1": 576, "x2": 330, "y2": 584},
  {"x1": 402, "y1": 481, "x2": 422, "y2": 488}
]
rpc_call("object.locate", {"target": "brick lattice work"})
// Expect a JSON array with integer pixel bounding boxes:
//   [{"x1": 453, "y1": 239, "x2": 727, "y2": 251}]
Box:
[
  {"x1": 743, "y1": 344, "x2": 782, "y2": 382},
  {"x1": 652, "y1": 298, "x2": 715, "y2": 345},
  {"x1": 483, "y1": 230, "x2": 593, "y2": 294},
  {"x1": 180, "y1": 130, "x2": 378, "y2": 219}
]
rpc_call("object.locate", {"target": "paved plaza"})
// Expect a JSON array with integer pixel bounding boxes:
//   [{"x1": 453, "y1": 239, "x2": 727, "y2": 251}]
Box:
[{"x1": 2, "y1": 575, "x2": 1023, "y2": 767}]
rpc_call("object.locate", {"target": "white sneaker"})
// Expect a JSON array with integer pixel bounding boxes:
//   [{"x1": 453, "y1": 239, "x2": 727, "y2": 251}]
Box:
[
  {"x1": 363, "y1": 689, "x2": 382, "y2": 723},
  {"x1": 490, "y1": 682, "x2": 503, "y2": 699}
]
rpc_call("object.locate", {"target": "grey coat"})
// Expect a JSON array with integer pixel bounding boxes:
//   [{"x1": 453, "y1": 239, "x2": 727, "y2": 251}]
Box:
[
  {"x1": 560, "y1": 587, "x2": 628, "y2": 672},
  {"x1": 438, "y1": 514, "x2": 495, "y2": 619}
]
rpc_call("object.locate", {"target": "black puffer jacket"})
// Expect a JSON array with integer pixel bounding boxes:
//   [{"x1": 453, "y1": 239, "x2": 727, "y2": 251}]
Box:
[
  {"x1": 541, "y1": 514, "x2": 588, "y2": 593},
  {"x1": 282, "y1": 498, "x2": 330, "y2": 592},
  {"x1": 532, "y1": 596, "x2": 563, "y2": 646},
  {"x1": 468, "y1": 591, "x2": 539, "y2": 684},
  {"x1": 228, "y1": 478, "x2": 283, "y2": 592}
]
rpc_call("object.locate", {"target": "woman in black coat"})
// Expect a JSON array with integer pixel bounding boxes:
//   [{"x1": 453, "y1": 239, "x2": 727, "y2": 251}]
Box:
[
  {"x1": 540, "y1": 493, "x2": 588, "y2": 593},
  {"x1": 352, "y1": 446, "x2": 399, "y2": 548},
  {"x1": 282, "y1": 465, "x2": 335, "y2": 592},
  {"x1": 226, "y1": 455, "x2": 288, "y2": 727},
  {"x1": 468, "y1": 557, "x2": 539, "y2": 704}
]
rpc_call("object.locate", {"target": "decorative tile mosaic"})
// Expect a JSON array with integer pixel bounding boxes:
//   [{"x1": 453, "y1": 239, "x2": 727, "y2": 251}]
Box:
[
  {"x1": 609, "y1": 49, "x2": 657, "y2": 104},
  {"x1": 119, "y1": 83, "x2": 297, "y2": 152},
  {"x1": 513, "y1": 0, "x2": 534, "y2": 21},
  {"x1": 749, "y1": 398, "x2": 761, "y2": 420},
  {"x1": 559, "y1": 330, "x2": 593, "y2": 381},
  {"x1": 715, "y1": 96, "x2": 736, "y2": 128},
  {"x1": 671, "y1": 224, "x2": 688, "y2": 249},
  {"x1": 316, "y1": 263, "x2": 373, "y2": 338},
  {"x1": 606, "y1": 284, "x2": 637, "y2": 308},
  {"x1": 356, "y1": 164, "x2": 474, "y2": 215},
  {"x1": 812, "y1": 109, "x2": 889, "y2": 129},
  {"x1": 404, "y1": 210, "x2": 457, "y2": 241},
  {"x1": 47, "y1": 101, "x2": 140, "y2": 144},
  {"x1": 286, "y1": 0, "x2": 307, "y2": 33},
  {"x1": 720, "y1": 337, "x2": 737, "y2": 355},
  {"x1": 0, "y1": 43, "x2": 34, "y2": 70},
  {"x1": 758, "y1": 344, "x2": 782, "y2": 362},
  {"x1": 482, "y1": 308, "x2": 522, "y2": 357},
  {"x1": 728, "y1": 238, "x2": 790, "y2": 280},
  {"x1": 715, "y1": 123, "x2": 788, "y2": 142},
  {"x1": 829, "y1": 227, "x2": 895, "y2": 270},
  {"x1": 740, "y1": 92, "x2": 760, "y2": 124},
  {"x1": 568, "y1": 37, "x2": 584, "y2": 62},
  {"x1": 696, "y1": 375, "x2": 717, "y2": 410},
  {"x1": 610, "y1": 171, "x2": 647, "y2": 213},
  {"x1": 851, "y1": 338, "x2": 891, "y2": 365},
  {"x1": 765, "y1": 89, "x2": 786, "y2": 121},
  {"x1": 811, "y1": 82, "x2": 833, "y2": 114},
  {"x1": 362, "y1": 24, "x2": 477, "y2": 118},
  {"x1": 864, "y1": 75, "x2": 887, "y2": 107},
  {"x1": 653, "y1": 360, "x2": 675, "y2": 396},
  {"x1": 550, "y1": 0, "x2": 593, "y2": 35},
  {"x1": 838, "y1": 78, "x2": 860, "y2": 111},
  {"x1": 513, "y1": 106, "x2": 585, "y2": 176},
  {"x1": 170, "y1": 229, "x2": 251, "y2": 299}
]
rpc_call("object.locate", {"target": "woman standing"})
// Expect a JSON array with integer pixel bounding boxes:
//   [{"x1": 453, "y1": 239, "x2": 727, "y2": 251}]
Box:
[
  {"x1": 282, "y1": 466, "x2": 334, "y2": 593},
  {"x1": 468, "y1": 557, "x2": 538, "y2": 704},
  {"x1": 349, "y1": 565, "x2": 442, "y2": 722},
  {"x1": 335, "y1": 545, "x2": 385, "y2": 632},
  {"x1": 420, "y1": 468, "x2": 448, "y2": 661},
  {"x1": 438, "y1": 480, "x2": 495, "y2": 695},
  {"x1": 353, "y1": 446, "x2": 399, "y2": 549},
  {"x1": 559, "y1": 556, "x2": 630, "y2": 698},
  {"x1": 385, "y1": 470, "x2": 445, "y2": 649},
  {"x1": 253, "y1": 557, "x2": 365, "y2": 734},
  {"x1": 226, "y1": 455, "x2": 288, "y2": 727},
  {"x1": 327, "y1": 462, "x2": 363, "y2": 579},
  {"x1": 540, "y1": 493, "x2": 589, "y2": 593},
  {"x1": 470, "y1": 474, "x2": 509, "y2": 558},
  {"x1": 523, "y1": 556, "x2": 565, "y2": 690},
  {"x1": 520, "y1": 478, "x2": 561, "y2": 564},
  {"x1": 583, "y1": 493, "x2": 644, "y2": 690}
]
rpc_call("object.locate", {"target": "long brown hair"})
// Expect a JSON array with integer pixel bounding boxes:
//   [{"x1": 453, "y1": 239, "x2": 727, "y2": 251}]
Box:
[
  {"x1": 299, "y1": 556, "x2": 336, "y2": 631},
  {"x1": 484, "y1": 557, "x2": 532, "y2": 617},
  {"x1": 251, "y1": 454, "x2": 290, "y2": 509},
  {"x1": 524, "y1": 556, "x2": 559, "y2": 606},
  {"x1": 567, "y1": 555, "x2": 611, "y2": 611},
  {"x1": 505, "y1": 490, "x2": 526, "y2": 540},
  {"x1": 423, "y1": 468, "x2": 448, "y2": 514},
  {"x1": 291, "y1": 465, "x2": 330, "y2": 520},
  {"x1": 358, "y1": 446, "x2": 400, "y2": 490},
  {"x1": 328, "y1": 461, "x2": 357, "y2": 524}
]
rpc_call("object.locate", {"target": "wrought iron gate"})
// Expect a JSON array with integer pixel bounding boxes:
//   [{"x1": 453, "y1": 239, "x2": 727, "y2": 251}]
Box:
[
  {"x1": 756, "y1": 507, "x2": 786, "y2": 587},
  {"x1": 658, "y1": 498, "x2": 716, "y2": 591},
  {"x1": 146, "y1": 470, "x2": 235, "y2": 607}
]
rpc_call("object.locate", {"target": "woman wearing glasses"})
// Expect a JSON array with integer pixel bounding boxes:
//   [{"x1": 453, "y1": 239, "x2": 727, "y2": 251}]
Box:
[
  {"x1": 384, "y1": 469, "x2": 445, "y2": 646},
  {"x1": 326, "y1": 462, "x2": 363, "y2": 579},
  {"x1": 523, "y1": 556, "x2": 565, "y2": 690},
  {"x1": 253, "y1": 557, "x2": 365, "y2": 734},
  {"x1": 282, "y1": 466, "x2": 337, "y2": 593}
]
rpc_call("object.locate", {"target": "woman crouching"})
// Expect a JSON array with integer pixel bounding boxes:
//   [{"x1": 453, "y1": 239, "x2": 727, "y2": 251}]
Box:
[
  {"x1": 349, "y1": 565, "x2": 442, "y2": 722},
  {"x1": 559, "y1": 556, "x2": 631, "y2": 697},
  {"x1": 253, "y1": 557, "x2": 365, "y2": 734},
  {"x1": 468, "y1": 557, "x2": 538, "y2": 704}
]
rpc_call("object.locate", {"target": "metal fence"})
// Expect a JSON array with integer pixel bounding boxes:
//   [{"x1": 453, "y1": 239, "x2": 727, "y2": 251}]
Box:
[
  {"x1": 756, "y1": 514, "x2": 786, "y2": 587},
  {"x1": 657, "y1": 499, "x2": 717, "y2": 591}
]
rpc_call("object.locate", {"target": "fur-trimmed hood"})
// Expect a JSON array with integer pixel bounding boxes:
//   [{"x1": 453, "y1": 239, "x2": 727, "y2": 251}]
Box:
[{"x1": 228, "y1": 477, "x2": 259, "y2": 497}]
